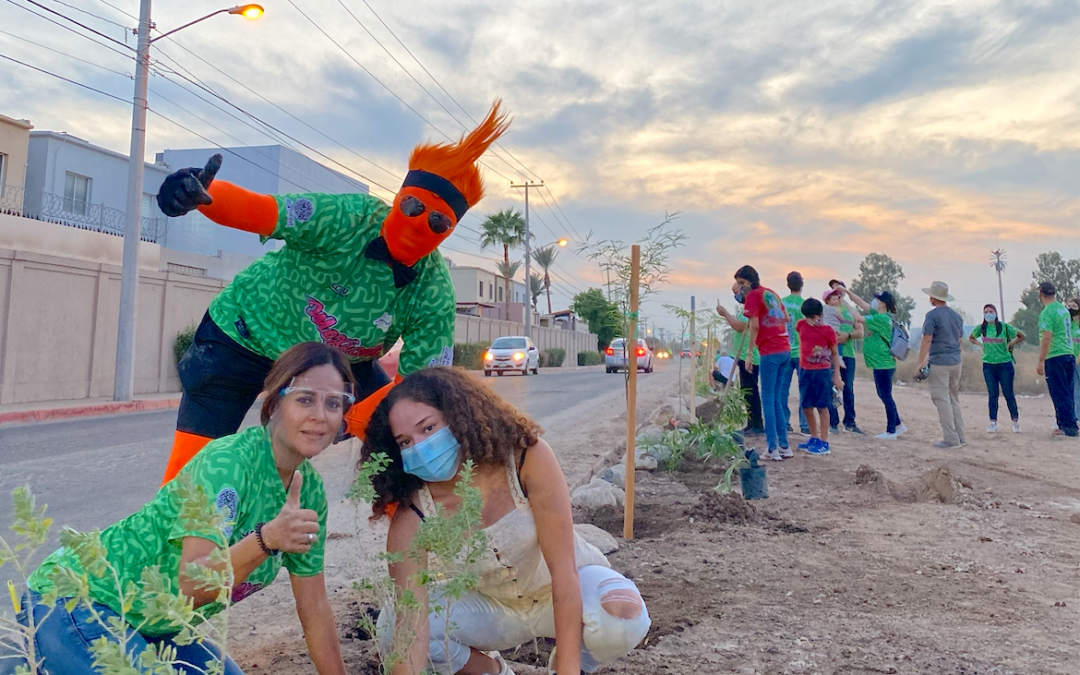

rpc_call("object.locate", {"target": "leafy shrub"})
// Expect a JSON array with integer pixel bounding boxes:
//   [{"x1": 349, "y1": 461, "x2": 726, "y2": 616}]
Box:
[
  {"x1": 173, "y1": 323, "x2": 196, "y2": 366},
  {"x1": 539, "y1": 348, "x2": 566, "y2": 368},
  {"x1": 577, "y1": 350, "x2": 603, "y2": 366},
  {"x1": 453, "y1": 342, "x2": 489, "y2": 370}
]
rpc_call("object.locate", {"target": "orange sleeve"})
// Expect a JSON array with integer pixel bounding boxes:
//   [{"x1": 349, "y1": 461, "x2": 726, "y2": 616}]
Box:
[
  {"x1": 197, "y1": 181, "x2": 278, "y2": 236},
  {"x1": 344, "y1": 375, "x2": 403, "y2": 441}
]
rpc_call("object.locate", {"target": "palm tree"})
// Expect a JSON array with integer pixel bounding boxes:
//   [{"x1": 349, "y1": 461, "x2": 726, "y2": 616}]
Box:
[
  {"x1": 494, "y1": 260, "x2": 522, "y2": 316},
  {"x1": 479, "y1": 209, "x2": 526, "y2": 320},
  {"x1": 529, "y1": 272, "x2": 544, "y2": 312},
  {"x1": 532, "y1": 245, "x2": 559, "y2": 314}
]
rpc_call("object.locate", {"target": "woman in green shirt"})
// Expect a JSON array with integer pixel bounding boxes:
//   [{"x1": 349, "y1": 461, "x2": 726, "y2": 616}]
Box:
[
  {"x1": 1068, "y1": 297, "x2": 1080, "y2": 422},
  {"x1": 968, "y1": 303, "x2": 1025, "y2": 433},
  {"x1": 845, "y1": 290, "x2": 905, "y2": 440},
  {"x1": 3, "y1": 342, "x2": 354, "y2": 675}
]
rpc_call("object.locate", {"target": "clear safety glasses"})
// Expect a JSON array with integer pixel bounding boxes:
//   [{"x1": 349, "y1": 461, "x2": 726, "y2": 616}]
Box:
[{"x1": 279, "y1": 379, "x2": 356, "y2": 414}]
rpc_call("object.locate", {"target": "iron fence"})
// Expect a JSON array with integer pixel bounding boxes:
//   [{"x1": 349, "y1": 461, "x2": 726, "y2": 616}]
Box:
[{"x1": 0, "y1": 183, "x2": 167, "y2": 244}]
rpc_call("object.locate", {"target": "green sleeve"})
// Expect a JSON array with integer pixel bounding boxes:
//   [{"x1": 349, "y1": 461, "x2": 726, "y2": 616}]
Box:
[
  {"x1": 390, "y1": 257, "x2": 457, "y2": 377},
  {"x1": 283, "y1": 463, "x2": 327, "y2": 578},
  {"x1": 167, "y1": 444, "x2": 245, "y2": 548},
  {"x1": 971, "y1": 325, "x2": 983, "y2": 339},
  {"x1": 265, "y1": 192, "x2": 389, "y2": 256},
  {"x1": 1007, "y1": 324, "x2": 1017, "y2": 341}
]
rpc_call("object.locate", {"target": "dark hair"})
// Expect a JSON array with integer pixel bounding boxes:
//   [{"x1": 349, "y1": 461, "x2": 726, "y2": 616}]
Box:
[
  {"x1": 734, "y1": 265, "x2": 760, "y2": 289},
  {"x1": 875, "y1": 290, "x2": 898, "y2": 314},
  {"x1": 801, "y1": 297, "x2": 823, "y2": 318},
  {"x1": 1039, "y1": 281, "x2": 1057, "y2": 297},
  {"x1": 980, "y1": 303, "x2": 1003, "y2": 338},
  {"x1": 828, "y1": 279, "x2": 846, "y2": 289},
  {"x1": 1069, "y1": 297, "x2": 1080, "y2": 313},
  {"x1": 786, "y1": 271, "x2": 804, "y2": 292},
  {"x1": 361, "y1": 367, "x2": 542, "y2": 520},
  {"x1": 260, "y1": 342, "x2": 356, "y2": 425}
]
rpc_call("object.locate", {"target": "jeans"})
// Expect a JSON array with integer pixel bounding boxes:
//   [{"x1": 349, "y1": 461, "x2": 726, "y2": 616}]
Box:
[
  {"x1": 828, "y1": 356, "x2": 857, "y2": 428},
  {"x1": 0, "y1": 593, "x2": 243, "y2": 675},
  {"x1": 1045, "y1": 354, "x2": 1079, "y2": 435},
  {"x1": 759, "y1": 351, "x2": 792, "y2": 451},
  {"x1": 738, "y1": 359, "x2": 763, "y2": 431},
  {"x1": 982, "y1": 362, "x2": 1019, "y2": 421},
  {"x1": 779, "y1": 357, "x2": 809, "y2": 431},
  {"x1": 872, "y1": 369, "x2": 901, "y2": 434},
  {"x1": 377, "y1": 565, "x2": 649, "y2": 674},
  {"x1": 1074, "y1": 360, "x2": 1080, "y2": 423},
  {"x1": 929, "y1": 362, "x2": 966, "y2": 446}
]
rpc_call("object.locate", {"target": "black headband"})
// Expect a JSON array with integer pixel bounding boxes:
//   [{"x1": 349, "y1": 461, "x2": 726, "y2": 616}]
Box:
[{"x1": 402, "y1": 170, "x2": 469, "y2": 221}]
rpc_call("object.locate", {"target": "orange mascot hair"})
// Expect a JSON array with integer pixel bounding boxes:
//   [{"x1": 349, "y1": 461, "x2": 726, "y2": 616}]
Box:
[{"x1": 408, "y1": 100, "x2": 510, "y2": 209}]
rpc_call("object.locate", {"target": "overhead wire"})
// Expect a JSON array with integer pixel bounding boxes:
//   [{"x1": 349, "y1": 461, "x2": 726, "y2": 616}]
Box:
[
  {"x1": 44, "y1": 0, "x2": 128, "y2": 30},
  {"x1": 0, "y1": 51, "x2": 129, "y2": 103},
  {"x1": 0, "y1": 26, "x2": 131, "y2": 77},
  {"x1": 4, "y1": 0, "x2": 134, "y2": 60},
  {"x1": 9, "y1": 0, "x2": 132, "y2": 50}
]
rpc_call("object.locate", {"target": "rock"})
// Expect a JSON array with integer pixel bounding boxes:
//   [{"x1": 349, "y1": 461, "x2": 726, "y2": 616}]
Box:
[
  {"x1": 571, "y1": 477, "x2": 626, "y2": 509},
  {"x1": 635, "y1": 425, "x2": 664, "y2": 445},
  {"x1": 634, "y1": 454, "x2": 658, "y2": 471},
  {"x1": 649, "y1": 404, "x2": 677, "y2": 426},
  {"x1": 574, "y1": 523, "x2": 619, "y2": 554},
  {"x1": 597, "y1": 462, "x2": 627, "y2": 488}
]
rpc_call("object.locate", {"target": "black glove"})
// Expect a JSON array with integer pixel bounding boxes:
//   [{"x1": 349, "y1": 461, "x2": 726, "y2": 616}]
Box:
[{"x1": 157, "y1": 154, "x2": 222, "y2": 217}]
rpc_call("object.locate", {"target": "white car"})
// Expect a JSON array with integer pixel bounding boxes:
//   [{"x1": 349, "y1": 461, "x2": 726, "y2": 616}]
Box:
[
  {"x1": 605, "y1": 338, "x2": 653, "y2": 373},
  {"x1": 484, "y1": 336, "x2": 540, "y2": 376}
]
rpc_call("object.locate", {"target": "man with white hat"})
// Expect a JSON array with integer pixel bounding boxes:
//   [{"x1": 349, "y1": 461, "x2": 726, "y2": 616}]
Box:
[{"x1": 916, "y1": 281, "x2": 967, "y2": 448}]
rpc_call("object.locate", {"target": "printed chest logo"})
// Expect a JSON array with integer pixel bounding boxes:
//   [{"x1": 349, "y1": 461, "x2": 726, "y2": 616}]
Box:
[
  {"x1": 216, "y1": 486, "x2": 239, "y2": 539},
  {"x1": 331, "y1": 283, "x2": 349, "y2": 297},
  {"x1": 763, "y1": 292, "x2": 786, "y2": 328},
  {"x1": 305, "y1": 296, "x2": 383, "y2": 358}
]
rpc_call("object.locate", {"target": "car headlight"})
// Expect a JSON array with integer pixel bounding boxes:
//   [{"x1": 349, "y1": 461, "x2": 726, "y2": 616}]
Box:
[
  {"x1": 484, "y1": 352, "x2": 494, "y2": 361},
  {"x1": 513, "y1": 352, "x2": 525, "y2": 360}
]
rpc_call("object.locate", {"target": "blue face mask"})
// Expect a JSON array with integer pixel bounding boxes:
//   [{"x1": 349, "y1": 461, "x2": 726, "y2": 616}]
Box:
[{"x1": 400, "y1": 426, "x2": 461, "y2": 483}]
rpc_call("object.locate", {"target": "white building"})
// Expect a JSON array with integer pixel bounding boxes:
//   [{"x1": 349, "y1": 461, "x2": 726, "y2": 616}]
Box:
[
  {"x1": 156, "y1": 145, "x2": 369, "y2": 258},
  {"x1": 447, "y1": 262, "x2": 530, "y2": 320}
]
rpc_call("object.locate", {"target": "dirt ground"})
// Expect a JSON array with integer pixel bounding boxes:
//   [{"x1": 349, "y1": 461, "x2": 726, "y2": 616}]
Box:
[{"x1": 228, "y1": 370, "x2": 1080, "y2": 675}]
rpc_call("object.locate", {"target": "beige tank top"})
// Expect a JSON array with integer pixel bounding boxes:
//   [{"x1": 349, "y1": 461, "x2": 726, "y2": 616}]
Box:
[{"x1": 416, "y1": 454, "x2": 609, "y2": 610}]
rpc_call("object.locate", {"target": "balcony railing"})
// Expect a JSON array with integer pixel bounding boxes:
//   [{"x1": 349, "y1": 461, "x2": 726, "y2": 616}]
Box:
[{"x1": 0, "y1": 183, "x2": 167, "y2": 244}]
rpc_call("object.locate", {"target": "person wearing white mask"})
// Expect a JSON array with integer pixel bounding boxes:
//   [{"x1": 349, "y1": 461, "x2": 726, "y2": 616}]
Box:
[
  {"x1": 359, "y1": 367, "x2": 650, "y2": 675},
  {"x1": 968, "y1": 303, "x2": 1025, "y2": 433}
]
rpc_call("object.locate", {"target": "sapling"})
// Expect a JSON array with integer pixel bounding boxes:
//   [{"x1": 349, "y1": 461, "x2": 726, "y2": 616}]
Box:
[{"x1": 0, "y1": 486, "x2": 54, "y2": 675}]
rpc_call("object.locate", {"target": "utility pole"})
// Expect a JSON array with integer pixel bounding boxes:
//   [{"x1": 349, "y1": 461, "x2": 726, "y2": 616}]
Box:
[
  {"x1": 990, "y1": 249, "x2": 1007, "y2": 319},
  {"x1": 511, "y1": 181, "x2": 543, "y2": 340}
]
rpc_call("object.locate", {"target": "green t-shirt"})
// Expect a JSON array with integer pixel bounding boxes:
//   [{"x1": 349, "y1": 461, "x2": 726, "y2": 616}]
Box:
[
  {"x1": 971, "y1": 322, "x2": 1019, "y2": 365},
  {"x1": 862, "y1": 310, "x2": 896, "y2": 370},
  {"x1": 735, "y1": 310, "x2": 759, "y2": 365},
  {"x1": 1038, "y1": 301, "x2": 1074, "y2": 359},
  {"x1": 838, "y1": 306, "x2": 856, "y2": 359},
  {"x1": 209, "y1": 192, "x2": 456, "y2": 377},
  {"x1": 781, "y1": 294, "x2": 804, "y2": 354},
  {"x1": 28, "y1": 426, "x2": 327, "y2": 637},
  {"x1": 1072, "y1": 319, "x2": 1080, "y2": 359}
]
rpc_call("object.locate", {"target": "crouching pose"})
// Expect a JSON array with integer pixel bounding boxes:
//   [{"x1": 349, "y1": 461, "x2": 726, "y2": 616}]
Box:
[
  {"x1": 361, "y1": 367, "x2": 650, "y2": 675},
  {"x1": 1, "y1": 342, "x2": 353, "y2": 675}
]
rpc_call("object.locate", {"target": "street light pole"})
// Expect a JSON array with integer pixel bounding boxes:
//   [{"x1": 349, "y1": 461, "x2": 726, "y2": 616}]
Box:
[
  {"x1": 511, "y1": 180, "x2": 543, "y2": 339},
  {"x1": 113, "y1": 0, "x2": 152, "y2": 402}
]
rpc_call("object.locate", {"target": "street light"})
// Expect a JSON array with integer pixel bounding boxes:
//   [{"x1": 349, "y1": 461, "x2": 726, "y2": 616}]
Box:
[{"x1": 114, "y1": 1, "x2": 265, "y2": 402}]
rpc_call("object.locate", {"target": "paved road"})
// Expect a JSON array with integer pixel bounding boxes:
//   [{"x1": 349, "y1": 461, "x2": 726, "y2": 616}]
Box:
[{"x1": 0, "y1": 362, "x2": 668, "y2": 586}]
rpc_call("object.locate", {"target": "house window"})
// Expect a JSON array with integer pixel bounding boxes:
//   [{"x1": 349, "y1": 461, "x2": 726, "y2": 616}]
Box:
[
  {"x1": 64, "y1": 172, "x2": 91, "y2": 215},
  {"x1": 478, "y1": 281, "x2": 484, "y2": 298},
  {"x1": 141, "y1": 192, "x2": 156, "y2": 219},
  {"x1": 498, "y1": 286, "x2": 503, "y2": 302},
  {"x1": 0, "y1": 153, "x2": 6, "y2": 186},
  {"x1": 488, "y1": 282, "x2": 493, "y2": 300}
]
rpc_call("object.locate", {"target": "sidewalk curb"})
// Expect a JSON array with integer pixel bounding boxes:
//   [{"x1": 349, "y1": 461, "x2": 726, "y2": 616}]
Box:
[{"x1": 0, "y1": 397, "x2": 181, "y2": 427}]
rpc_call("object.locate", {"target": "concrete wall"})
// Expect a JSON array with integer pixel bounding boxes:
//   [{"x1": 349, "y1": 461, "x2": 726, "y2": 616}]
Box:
[
  {"x1": 0, "y1": 114, "x2": 33, "y2": 190},
  {"x1": 455, "y1": 314, "x2": 598, "y2": 365}
]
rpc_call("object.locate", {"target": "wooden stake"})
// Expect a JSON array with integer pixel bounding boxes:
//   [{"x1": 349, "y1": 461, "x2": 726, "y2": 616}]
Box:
[
  {"x1": 688, "y1": 296, "x2": 697, "y2": 422},
  {"x1": 624, "y1": 245, "x2": 641, "y2": 541}
]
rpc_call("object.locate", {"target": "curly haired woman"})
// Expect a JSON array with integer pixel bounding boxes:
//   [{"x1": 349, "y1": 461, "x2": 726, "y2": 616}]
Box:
[{"x1": 360, "y1": 367, "x2": 650, "y2": 675}]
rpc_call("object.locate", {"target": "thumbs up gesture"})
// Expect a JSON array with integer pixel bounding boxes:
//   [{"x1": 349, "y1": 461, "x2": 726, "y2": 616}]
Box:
[
  {"x1": 263, "y1": 471, "x2": 320, "y2": 554},
  {"x1": 156, "y1": 154, "x2": 223, "y2": 217}
]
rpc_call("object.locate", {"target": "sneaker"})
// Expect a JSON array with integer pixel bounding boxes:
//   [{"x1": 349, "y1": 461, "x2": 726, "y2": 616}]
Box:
[
  {"x1": 765, "y1": 448, "x2": 784, "y2": 461},
  {"x1": 800, "y1": 426, "x2": 811, "y2": 435},
  {"x1": 875, "y1": 431, "x2": 898, "y2": 440},
  {"x1": 987, "y1": 421, "x2": 997, "y2": 433},
  {"x1": 780, "y1": 445, "x2": 794, "y2": 458},
  {"x1": 806, "y1": 440, "x2": 831, "y2": 455},
  {"x1": 1012, "y1": 421, "x2": 1021, "y2": 433},
  {"x1": 829, "y1": 425, "x2": 840, "y2": 434},
  {"x1": 932, "y1": 441, "x2": 961, "y2": 449},
  {"x1": 896, "y1": 423, "x2": 909, "y2": 436},
  {"x1": 797, "y1": 440, "x2": 814, "y2": 450},
  {"x1": 1052, "y1": 428, "x2": 1064, "y2": 436},
  {"x1": 488, "y1": 651, "x2": 517, "y2": 675},
  {"x1": 845, "y1": 425, "x2": 865, "y2": 435}
]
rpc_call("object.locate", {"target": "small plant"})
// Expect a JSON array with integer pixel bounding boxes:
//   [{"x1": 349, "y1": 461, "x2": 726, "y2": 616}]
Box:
[
  {"x1": 174, "y1": 323, "x2": 197, "y2": 366},
  {"x1": 1, "y1": 486, "x2": 53, "y2": 675},
  {"x1": 539, "y1": 348, "x2": 566, "y2": 368},
  {"x1": 577, "y1": 351, "x2": 603, "y2": 366},
  {"x1": 349, "y1": 458, "x2": 488, "y2": 674},
  {"x1": 452, "y1": 342, "x2": 491, "y2": 370}
]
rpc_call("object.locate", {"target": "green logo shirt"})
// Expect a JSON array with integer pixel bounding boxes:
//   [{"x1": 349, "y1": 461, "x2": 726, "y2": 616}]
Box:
[
  {"x1": 862, "y1": 310, "x2": 897, "y2": 370},
  {"x1": 28, "y1": 426, "x2": 327, "y2": 637},
  {"x1": 781, "y1": 294, "x2": 804, "y2": 353},
  {"x1": 1039, "y1": 301, "x2": 1074, "y2": 359},
  {"x1": 971, "y1": 322, "x2": 1018, "y2": 365}
]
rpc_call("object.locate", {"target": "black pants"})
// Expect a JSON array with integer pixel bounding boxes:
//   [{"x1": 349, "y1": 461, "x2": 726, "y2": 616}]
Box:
[
  {"x1": 176, "y1": 313, "x2": 390, "y2": 438},
  {"x1": 738, "y1": 359, "x2": 763, "y2": 431},
  {"x1": 983, "y1": 362, "x2": 1019, "y2": 422},
  {"x1": 872, "y1": 368, "x2": 901, "y2": 434},
  {"x1": 1046, "y1": 354, "x2": 1079, "y2": 436}
]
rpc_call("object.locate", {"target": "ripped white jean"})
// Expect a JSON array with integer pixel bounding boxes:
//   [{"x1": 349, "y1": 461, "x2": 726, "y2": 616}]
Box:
[{"x1": 377, "y1": 565, "x2": 650, "y2": 674}]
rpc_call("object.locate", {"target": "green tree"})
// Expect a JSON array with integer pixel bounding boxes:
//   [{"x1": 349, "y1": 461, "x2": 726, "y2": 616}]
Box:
[
  {"x1": 532, "y1": 245, "x2": 560, "y2": 314},
  {"x1": 1010, "y1": 252, "x2": 1080, "y2": 339},
  {"x1": 850, "y1": 253, "x2": 917, "y2": 325},
  {"x1": 572, "y1": 288, "x2": 620, "y2": 350},
  {"x1": 494, "y1": 260, "x2": 522, "y2": 310},
  {"x1": 529, "y1": 272, "x2": 544, "y2": 311},
  {"x1": 479, "y1": 209, "x2": 526, "y2": 320}
]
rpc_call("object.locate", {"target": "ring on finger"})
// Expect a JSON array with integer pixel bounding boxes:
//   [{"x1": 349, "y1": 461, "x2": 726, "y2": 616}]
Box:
[{"x1": 307, "y1": 533, "x2": 314, "y2": 543}]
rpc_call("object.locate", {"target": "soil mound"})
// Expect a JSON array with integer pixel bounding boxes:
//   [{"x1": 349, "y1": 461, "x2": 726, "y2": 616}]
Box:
[
  {"x1": 855, "y1": 464, "x2": 979, "y2": 505},
  {"x1": 695, "y1": 398, "x2": 722, "y2": 424},
  {"x1": 579, "y1": 504, "x2": 681, "y2": 539},
  {"x1": 688, "y1": 491, "x2": 758, "y2": 524}
]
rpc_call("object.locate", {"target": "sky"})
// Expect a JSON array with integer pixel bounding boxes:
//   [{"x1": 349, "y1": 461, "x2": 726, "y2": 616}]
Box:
[{"x1": 1, "y1": 0, "x2": 1078, "y2": 338}]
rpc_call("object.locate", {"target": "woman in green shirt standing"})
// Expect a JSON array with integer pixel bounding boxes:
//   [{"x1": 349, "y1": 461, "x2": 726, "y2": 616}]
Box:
[
  {"x1": 1068, "y1": 297, "x2": 1080, "y2": 422},
  {"x1": 968, "y1": 303, "x2": 1025, "y2": 433},
  {"x1": 845, "y1": 290, "x2": 906, "y2": 440}
]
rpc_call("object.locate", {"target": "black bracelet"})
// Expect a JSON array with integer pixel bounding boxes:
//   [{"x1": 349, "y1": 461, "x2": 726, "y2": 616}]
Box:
[{"x1": 254, "y1": 522, "x2": 279, "y2": 557}]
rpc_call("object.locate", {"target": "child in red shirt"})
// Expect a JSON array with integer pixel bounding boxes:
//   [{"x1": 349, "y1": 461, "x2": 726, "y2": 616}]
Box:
[{"x1": 796, "y1": 298, "x2": 844, "y2": 455}]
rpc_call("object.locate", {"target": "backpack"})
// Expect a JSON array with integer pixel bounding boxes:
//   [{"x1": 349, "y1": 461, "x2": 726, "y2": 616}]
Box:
[{"x1": 889, "y1": 320, "x2": 910, "y2": 361}]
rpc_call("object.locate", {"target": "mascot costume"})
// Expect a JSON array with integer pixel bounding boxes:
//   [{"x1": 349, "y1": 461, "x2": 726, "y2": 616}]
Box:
[{"x1": 157, "y1": 102, "x2": 509, "y2": 484}]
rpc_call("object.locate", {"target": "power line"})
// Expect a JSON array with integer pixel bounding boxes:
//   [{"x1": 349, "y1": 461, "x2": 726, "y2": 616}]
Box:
[
  {"x1": 0, "y1": 26, "x2": 131, "y2": 77},
  {"x1": 45, "y1": 0, "x2": 128, "y2": 30},
  {"x1": 92, "y1": 0, "x2": 134, "y2": 20},
  {"x1": 4, "y1": 0, "x2": 133, "y2": 60},
  {"x1": 0, "y1": 50, "x2": 129, "y2": 103},
  {"x1": 10, "y1": 0, "x2": 132, "y2": 50}
]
